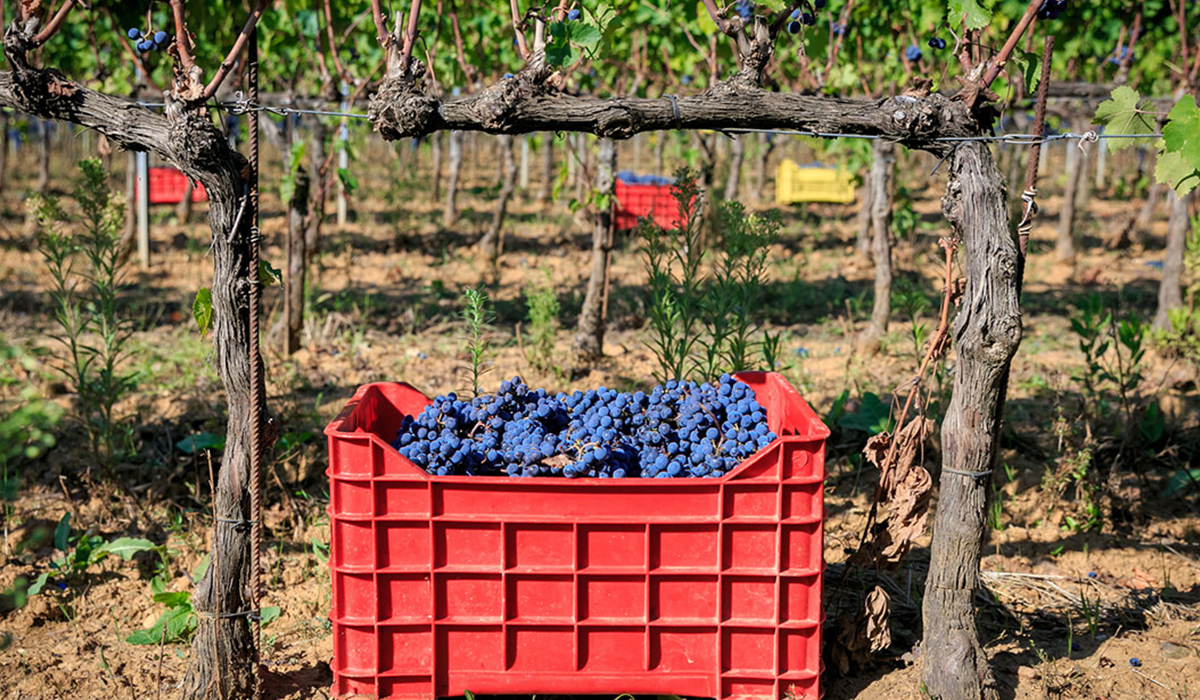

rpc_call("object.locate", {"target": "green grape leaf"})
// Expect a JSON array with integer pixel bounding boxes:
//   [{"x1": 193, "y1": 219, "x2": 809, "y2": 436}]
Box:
[
  {"x1": 1012, "y1": 50, "x2": 1043, "y2": 94},
  {"x1": 1162, "y1": 95, "x2": 1200, "y2": 172},
  {"x1": 152, "y1": 590, "x2": 191, "y2": 608},
  {"x1": 696, "y1": 1, "x2": 718, "y2": 33},
  {"x1": 259, "y1": 260, "x2": 282, "y2": 288},
  {"x1": 545, "y1": 21, "x2": 579, "y2": 67},
  {"x1": 280, "y1": 139, "x2": 307, "y2": 204},
  {"x1": 28, "y1": 571, "x2": 50, "y2": 596},
  {"x1": 1155, "y1": 147, "x2": 1200, "y2": 197},
  {"x1": 293, "y1": 9, "x2": 319, "y2": 39},
  {"x1": 164, "y1": 605, "x2": 195, "y2": 640},
  {"x1": 336, "y1": 167, "x2": 358, "y2": 194},
  {"x1": 1093, "y1": 86, "x2": 1155, "y2": 151},
  {"x1": 125, "y1": 626, "x2": 161, "y2": 645},
  {"x1": 570, "y1": 22, "x2": 602, "y2": 50},
  {"x1": 175, "y1": 432, "x2": 225, "y2": 454},
  {"x1": 96, "y1": 537, "x2": 156, "y2": 560},
  {"x1": 260, "y1": 605, "x2": 282, "y2": 626},
  {"x1": 193, "y1": 288, "x2": 213, "y2": 337},
  {"x1": 949, "y1": 0, "x2": 991, "y2": 30}
]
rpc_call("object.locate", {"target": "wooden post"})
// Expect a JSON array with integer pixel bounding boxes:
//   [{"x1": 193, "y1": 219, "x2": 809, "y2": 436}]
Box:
[
  {"x1": 135, "y1": 150, "x2": 149, "y2": 268},
  {"x1": 336, "y1": 82, "x2": 348, "y2": 226},
  {"x1": 519, "y1": 135, "x2": 530, "y2": 189},
  {"x1": 575, "y1": 137, "x2": 616, "y2": 363}
]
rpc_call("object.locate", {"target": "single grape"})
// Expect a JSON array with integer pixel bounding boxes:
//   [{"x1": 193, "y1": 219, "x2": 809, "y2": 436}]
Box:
[
  {"x1": 905, "y1": 45, "x2": 922, "y2": 61},
  {"x1": 787, "y1": 20, "x2": 801, "y2": 34},
  {"x1": 154, "y1": 30, "x2": 168, "y2": 44},
  {"x1": 127, "y1": 28, "x2": 142, "y2": 40},
  {"x1": 568, "y1": 8, "x2": 581, "y2": 20}
]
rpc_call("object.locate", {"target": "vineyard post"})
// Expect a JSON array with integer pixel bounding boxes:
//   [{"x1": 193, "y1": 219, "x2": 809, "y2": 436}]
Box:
[{"x1": 135, "y1": 150, "x2": 149, "y2": 267}]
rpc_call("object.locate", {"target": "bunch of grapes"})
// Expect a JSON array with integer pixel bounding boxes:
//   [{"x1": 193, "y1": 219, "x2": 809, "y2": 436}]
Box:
[
  {"x1": 128, "y1": 27, "x2": 172, "y2": 53},
  {"x1": 393, "y1": 375, "x2": 777, "y2": 479},
  {"x1": 1037, "y1": 0, "x2": 1066, "y2": 19},
  {"x1": 734, "y1": 0, "x2": 753, "y2": 20},
  {"x1": 786, "y1": 7, "x2": 817, "y2": 34},
  {"x1": 1106, "y1": 46, "x2": 1131, "y2": 66},
  {"x1": 927, "y1": 36, "x2": 946, "y2": 50}
]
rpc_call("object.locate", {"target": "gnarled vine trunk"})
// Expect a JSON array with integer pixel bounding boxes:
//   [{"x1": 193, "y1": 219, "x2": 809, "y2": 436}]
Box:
[
  {"x1": 724, "y1": 133, "x2": 744, "y2": 201},
  {"x1": 36, "y1": 118, "x2": 50, "y2": 194},
  {"x1": 443, "y1": 129, "x2": 463, "y2": 227},
  {"x1": 306, "y1": 120, "x2": 327, "y2": 261},
  {"x1": 0, "y1": 51, "x2": 266, "y2": 700},
  {"x1": 285, "y1": 149, "x2": 311, "y2": 356},
  {"x1": 430, "y1": 131, "x2": 443, "y2": 201},
  {"x1": 0, "y1": 111, "x2": 9, "y2": 194},
  {"x1": 1056, "y1": 132, "x2": 1085, "y2": 262},
  {"x1": 1153, "y1": 189, "x2": 1191, "y2": 331},
  {"x1": 859, "y1": 139, "x2": 894, "y2": 351},
  {"x1": 754, "y1": 131, "x2": 775, "y2": 202},
  {"x1": 480, "y1": 134, "x2": 516, "y2": 274},
  {"x1": 575, "y1": 136, "x2": 615, "y2": 363},
  {"x1": 537, "y1": 134, "x2": 553, "y2": 205},
  {"x1": 921, "y1": 141, "x2": 1022, "y2": 700}
]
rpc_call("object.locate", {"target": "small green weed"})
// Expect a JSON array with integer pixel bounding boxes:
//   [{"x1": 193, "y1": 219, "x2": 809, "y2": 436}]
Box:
[
  {"x1": 641, "y1": 169, "x2": 780, "y2": 382},
  {"x1": 461, "y1": 287, "x2": 494, "y2": 396},
  {"x1": 523, "y1": 271, "x2": 561, "y2": 375},
  {"x1": 29, "y1": 513, "x2": 156, "y2": 599},
  {"x1": 33, "y1": 159, "x2": 136, "y2": 471}
]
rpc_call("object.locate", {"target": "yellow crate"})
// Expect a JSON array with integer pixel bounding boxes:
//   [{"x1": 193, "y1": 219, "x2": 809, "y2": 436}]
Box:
[{"x1": 774, "y1": 159, "x2": 856, "y2": 204}]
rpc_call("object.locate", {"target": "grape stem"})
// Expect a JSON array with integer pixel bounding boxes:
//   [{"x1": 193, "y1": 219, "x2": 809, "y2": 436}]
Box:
[
  {"x1": 30, "y1": 0, "x2": 75, "y2": 47},
  {"x1": 196, "y1": 0, "x2": 272, "y2": 102},
  {"x1": 397, "y1": 0, "x2": 424, "y2": 75},
  {"x1": 323, "y1": 0, "x2": 352, "y2": 85},
  {"x1": 509, "y1": 0, "x2": 531, "y2": 61},
  {"x1": 370, "y1": 0, "x2": 390, "y2": 49},
  {"x1": 167, "y1": 0, "x2": 195, "y2": 72},
  {"x1": 979, "y1": 0, "x2": 1041, "y2": 89}
]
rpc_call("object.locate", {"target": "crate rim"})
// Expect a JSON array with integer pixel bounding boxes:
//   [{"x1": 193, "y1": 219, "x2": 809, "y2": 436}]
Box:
[{"x1": 324, "y1": 371, "x2": 829, "y2": 485}]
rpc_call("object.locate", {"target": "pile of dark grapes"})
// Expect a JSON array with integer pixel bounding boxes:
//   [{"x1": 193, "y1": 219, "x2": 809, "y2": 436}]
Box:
[
  {"x1": 1037, "y1": 0, "x2": 1066, "y2": 19},
  {"x1": 128, "y1": 27, "x2": 172, "y2": 53},
  {"x1": 393, "y1": 375, "x2": 777, "y2": 478}
]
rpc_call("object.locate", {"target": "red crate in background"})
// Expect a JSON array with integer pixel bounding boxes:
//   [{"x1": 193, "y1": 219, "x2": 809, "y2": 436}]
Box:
[
  {"x1": 614, "y1": 179, "x2": 692, "y2": 230},
  {"x1": 143, "y1": 166, "x2": 208, "y2": 204},
  {"x1": 324, "y1": 371, "x2": 830, "y2": 700}
]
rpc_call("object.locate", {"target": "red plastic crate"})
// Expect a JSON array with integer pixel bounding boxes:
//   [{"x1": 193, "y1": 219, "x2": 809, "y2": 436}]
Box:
[
  {"x1": 324, "y1": 371, "x2": 829, "y2": 700},
  {"x1": 142, "y1": 166, "x2": 208, "y2": 204},
  {"x1": 614, "y1": 180, "x2": 692, "y2": 230}
]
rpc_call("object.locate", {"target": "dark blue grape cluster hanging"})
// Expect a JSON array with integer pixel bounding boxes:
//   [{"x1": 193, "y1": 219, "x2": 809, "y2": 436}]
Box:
[
  {"x1": 1037, "y1": 0, "x2": 1066, "y2": 20},
  {"x1": 128, "y1": 27, "x2": 172, "y2": 53}
]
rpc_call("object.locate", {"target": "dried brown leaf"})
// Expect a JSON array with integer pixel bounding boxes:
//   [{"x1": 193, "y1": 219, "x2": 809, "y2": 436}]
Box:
[
  {"x1": 830, "y1": 586, "x2": 891, "y2": 673},
  {"x1": 853, "y1": 417, "x2": 935, "y2": 568}
]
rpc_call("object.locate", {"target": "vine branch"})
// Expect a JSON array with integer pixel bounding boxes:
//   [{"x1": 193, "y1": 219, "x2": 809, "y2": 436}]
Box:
[{"x1": 198, "y1": 0, "x2": 272, "y2": 101}]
